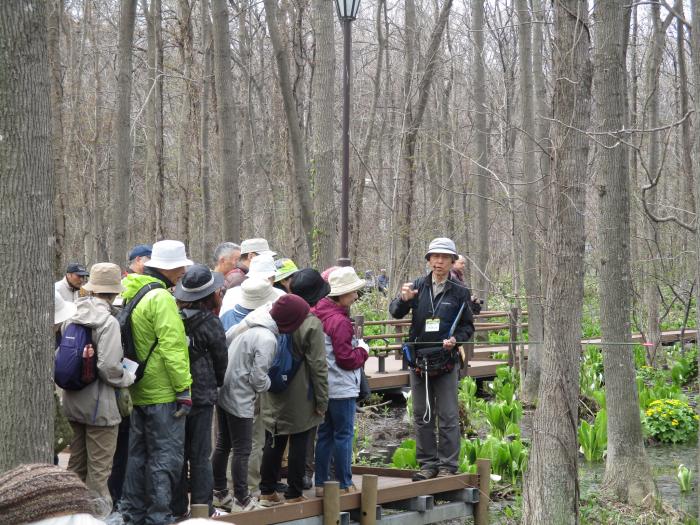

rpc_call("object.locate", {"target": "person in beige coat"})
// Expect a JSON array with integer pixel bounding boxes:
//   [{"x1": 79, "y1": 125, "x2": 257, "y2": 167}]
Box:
[{"x1": 61, "y1": 263, "x2": 136, "y2": 515}]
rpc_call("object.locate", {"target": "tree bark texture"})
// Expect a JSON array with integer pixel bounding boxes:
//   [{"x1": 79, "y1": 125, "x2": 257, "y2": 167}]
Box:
[
  {"x1": 111, "y1": 0, "x2": 137, "y2": 265},
  {"x1": 200, "y1": 0, "x2": 214, "y2": 258},
  {"x1": 471, "y1": 0, "x2": 490, "y2": 301},
  {"x1": 0, "y1": 0, "x2": 55, "y2": 470},
  {"x1": 516, "y1": 0, "x2": 544, "y2": 405},
  {"x1": 593, "y1": 0, "x2": 657, "y2": 505},
  {"x1": 310, "y1": 0, "x2": 337, "y2": 269},
  {"x1": 211, "y1": 0, "x2": 241, "y2": 243},
  {"x1": 264, "y1": 0, "x2": 314, "y2": 262},
  {"x1": 521, "y1": 0, "x2": 591, "y2": 522}
]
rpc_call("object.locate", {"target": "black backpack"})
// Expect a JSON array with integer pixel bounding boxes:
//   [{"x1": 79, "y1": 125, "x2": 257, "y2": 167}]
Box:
[{"x1": 116, "y1": 281, "x2": 165, "y2": 383}]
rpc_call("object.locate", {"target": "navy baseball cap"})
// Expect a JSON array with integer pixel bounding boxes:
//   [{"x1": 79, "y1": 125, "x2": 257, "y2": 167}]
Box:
[
  {"x1": 128, "y1": 244, "x2": 153, "y2": 261},
  {"x1": 65, "y1": 262, "x2": 89, "y2": 276}
]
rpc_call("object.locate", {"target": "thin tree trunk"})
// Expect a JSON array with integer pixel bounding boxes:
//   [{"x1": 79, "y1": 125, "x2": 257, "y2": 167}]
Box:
[
  {"x1": 200, "y1": 0, "x2": 214, "y2": 257},
  {"x1": 111, "y1": 0, "x2": 137, "y2": 265},
  {"x1": 521, "y1": 0, "x2": 592, "y2": 521},
  {"x1": 676, "y1": 12, "x2": 694, "y2": 227},
  {"x1": 594, "y1": 0, "x2": 657, "y2": 505},
  {"x1": 517, "y1": 0, "x2": 544, "y2": 404},
  {"x1": 211, "y1": 0, "x2": 241, "y2": 242},
  {"x1": 263, "y1": 0, "x2": 314, "y2": 262},
  {"x1": 471, "y1": 0, "x2": 490, "y2": 302},
  {"x1": 0, "y1": 0, "x2": 54, "y2": 469},
  {"x1": 310, "y1": 0, "x2": 336, "y2": 268}
]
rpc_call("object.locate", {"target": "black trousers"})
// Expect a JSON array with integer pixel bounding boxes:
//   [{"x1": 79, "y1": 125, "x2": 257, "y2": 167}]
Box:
[
  {"x1": 260, "y1": 428, "x2": 311, "y2": 499},
  {"x1": 108, "y1": 417, "x2": 130, "y2": 508}
]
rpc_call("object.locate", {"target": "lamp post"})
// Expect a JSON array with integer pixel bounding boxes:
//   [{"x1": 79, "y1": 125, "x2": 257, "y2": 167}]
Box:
[{"x1": 335, "y1": 0, "x2": 360, "y2": 267}]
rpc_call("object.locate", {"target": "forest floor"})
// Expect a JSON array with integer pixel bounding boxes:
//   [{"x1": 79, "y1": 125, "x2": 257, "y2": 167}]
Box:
[{"x1": 355, "y1": 392, "x2": 698, "y2": 524}]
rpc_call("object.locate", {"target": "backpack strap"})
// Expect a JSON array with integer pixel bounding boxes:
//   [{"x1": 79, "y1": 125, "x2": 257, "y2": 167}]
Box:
[{"x1": 126, "y1": 281, "x2": 165, "y2": 367}]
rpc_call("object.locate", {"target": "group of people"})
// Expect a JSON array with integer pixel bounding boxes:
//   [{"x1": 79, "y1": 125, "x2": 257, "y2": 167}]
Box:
[{"x1": 48, "y1": 235, "x2": 478, "y2": 525}]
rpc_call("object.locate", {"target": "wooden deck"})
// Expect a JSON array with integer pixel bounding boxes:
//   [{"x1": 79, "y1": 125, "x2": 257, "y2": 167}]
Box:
[{"x1": 213, "y1": 469, "x2": 480, "y2": 524}]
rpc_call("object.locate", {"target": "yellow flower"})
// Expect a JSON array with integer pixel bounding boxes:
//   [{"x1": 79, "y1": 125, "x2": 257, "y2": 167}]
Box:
[
  {"x1": 646, "y1": 409, "x2": 653, "y2": 416},
  {"x1": 672, "y1": 420, "x2": 678, "y2": 426},
  {"x1": 694, "y1": 415, "x2": 699, "y2": 421}
]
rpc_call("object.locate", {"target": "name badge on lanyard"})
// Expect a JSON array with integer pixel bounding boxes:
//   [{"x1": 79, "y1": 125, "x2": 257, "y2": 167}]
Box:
[{"x1": 425, "y1": 318, "x2": 440, "y2": 332}]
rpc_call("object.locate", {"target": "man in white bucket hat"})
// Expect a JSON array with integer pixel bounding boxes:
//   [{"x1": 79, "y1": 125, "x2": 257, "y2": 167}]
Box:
[
  {"x1": 120, "y1": 240, "x2": 193, "y2": 525},
  {"x1": 225, "y1": 238, "x2": 276, "y2": 289},
  {"x1": 389, "y1": 237, "x2": 475, "y2": 481}
]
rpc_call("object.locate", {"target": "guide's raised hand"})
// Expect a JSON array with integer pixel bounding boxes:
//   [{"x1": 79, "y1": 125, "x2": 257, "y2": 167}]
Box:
[{"x1": 400, "y1": 282, "x2": 418, "y2": 302}]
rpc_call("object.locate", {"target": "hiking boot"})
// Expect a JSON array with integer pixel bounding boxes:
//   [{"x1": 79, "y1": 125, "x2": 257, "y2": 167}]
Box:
[
  {"x1": 436, "y1": 468, "x2": 456, "y2": 478},
  {"x1": 213, "y1": 489, "x2": 233, "y2": 511},
  {"x1": 314, "y1": 486, "x2": 324, "y2": 498},
  {"x1": 285, "y1": 495, "x2": 308, "y2": 504},
  {"x1": 259, "y1": 492, "x2": 285, "y2": 507},
  {"x1": 411, "y1": 468, "x2": 438, "y2": 482},
  {"x1": 341, "y1": 484, "x2": 358, "y2": 494},
  {"x1": 231, "y1": 496, "x2": 260, "y2": 512}
]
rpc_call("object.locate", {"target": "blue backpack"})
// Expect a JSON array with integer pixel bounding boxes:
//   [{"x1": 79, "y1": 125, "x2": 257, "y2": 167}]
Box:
[
  {"x1": 267, "y1": 333, "x2": 303, "y2": 393},
  {"x1": 55, "y1": 323, "x2": 97, "y2": 390}
]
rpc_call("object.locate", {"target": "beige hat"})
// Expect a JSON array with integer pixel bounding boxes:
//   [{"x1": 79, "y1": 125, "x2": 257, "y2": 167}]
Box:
[
  {"x1": 54, "y1": 291, "x2": 76, "y2": 324},
  {"x1": 240, "y1": 238, "x2": 276, "y2": 257},
  {"x1": 230, "y1": 276, "x2": 283, "y2": 310},
  {"x1": 82, "y1": 263, "x2": 124, "y2": 294},
  {"x1": 328, "y1": 267, "x2": 365, "y2": 297},
  {"x1": 248, "y1": 253, "x2": 276, "y2": 280}
]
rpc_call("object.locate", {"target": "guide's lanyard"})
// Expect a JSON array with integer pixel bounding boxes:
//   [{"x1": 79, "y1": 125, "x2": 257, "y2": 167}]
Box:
[{"x1": 428, "y1": 285, "x2": 447, "y2": 317}]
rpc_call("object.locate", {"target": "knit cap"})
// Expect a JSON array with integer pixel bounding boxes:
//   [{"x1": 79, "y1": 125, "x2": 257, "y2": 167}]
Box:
[
  {"x1": 0, "y1": 464, "x2": 94, "y2": 524},
  {"x1": 269, "y1": 294, "x2": 310, "y2": 333}
]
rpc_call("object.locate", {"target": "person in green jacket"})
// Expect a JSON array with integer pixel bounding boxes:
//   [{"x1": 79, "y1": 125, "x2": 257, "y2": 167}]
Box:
[{"x1": 119, "y1": 240, "x2": 193, "y2": 525}]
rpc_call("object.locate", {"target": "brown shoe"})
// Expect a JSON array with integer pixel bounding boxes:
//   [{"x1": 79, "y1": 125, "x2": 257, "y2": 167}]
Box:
[
  {"x1": 314, "y1": 487, "x2": 324, "y2": 498},
  {"x1": 285, "y1": 495, "x2": 308, "y2": 504},
  {"x1": 436, "y1": 468, "x2": 456, "y2": 478},
  {"x1": 259, "y1": 492, "x2": 285, "y2": 507},
  {"x1": 411, "y1": 468, "x2": 438, "y2": 481},
  {"x1": 341, "y1": 483, "x2": 358, "y2": 494}
]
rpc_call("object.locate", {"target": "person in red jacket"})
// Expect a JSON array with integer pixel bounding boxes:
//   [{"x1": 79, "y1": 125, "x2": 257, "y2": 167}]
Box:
[{"x1": 311, "y1": 267, "x2": 369, "y2": 495}]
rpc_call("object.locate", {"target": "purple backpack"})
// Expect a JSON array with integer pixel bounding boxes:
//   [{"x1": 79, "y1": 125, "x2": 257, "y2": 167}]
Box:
[{"x1": 55, "y1": 323, "x2": 97, "y2": 390}]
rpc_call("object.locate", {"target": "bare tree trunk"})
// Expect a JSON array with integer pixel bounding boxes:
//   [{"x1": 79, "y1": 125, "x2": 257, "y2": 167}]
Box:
[
  {"x1": 593, "y1": 0, "x2": 657, "y2": 505},
  {"x1": 47, "y1": 0, "x2": 66, "y2": 276},
  {"x1": 0, "y1": 0, "x2": 54, "y2": 469},
  {"x1": 676, "y1": 12, "x2": 694, "y2": 227},
  {"x1": 310, "y1": 0, "x2": 336, "y2": 268},
  {"x1": 111, "y1": 0, "x2": 137, "y2": 265},
  {"x1": 263, "y1": 0, "x2": 314, "y2": 262},
  {"x1": 517, "y1": 0, "x2": 544, "y2": 404},
  {"x1": 200, "y1": 0, "x2": 214, "y2": 257},
  {"x1": 211, "y1": 0, "x2": 241, "y2": 242},
  {"x1": 471, "y1": 0, "x2": 490, "y2": 302},
  {"x1": 391, "y1": 0, "x2": 454, "y2": 284},
  {"x1": 521, "y1": 0, "x2": 592, "y2": 521}
]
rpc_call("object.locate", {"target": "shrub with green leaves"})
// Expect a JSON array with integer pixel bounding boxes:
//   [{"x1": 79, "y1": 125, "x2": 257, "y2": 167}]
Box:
[
  {"x1": 485, "y1": 400, "x2": 522, "y2": 439},
  {"x1": 637, "y1": 378, "x2": 687, "y2": 410},
  {"x1": 391, "y1": 439, "x2": 418, "y2": 469},
  {"x1": 669, "y1": 346, "x2": 698, "y2": 386},
  {"x1": 643, "y1": 399, "x2": 698, "y2": 444},
  {"x1": 459, "y1": 436, "x2": 528, "y2": 485}
]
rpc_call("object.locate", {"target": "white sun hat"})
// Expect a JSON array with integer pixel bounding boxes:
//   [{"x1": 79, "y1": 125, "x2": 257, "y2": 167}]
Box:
[
  {"x1": 328, "y1": 267, "x2": 366, "y2": 297},
  {"x1": 54, "y1": 291, "x2": 77, "y2": 324},
  {"x1": 424, "y1": 237, "x2": 458, "y2": 260},
  {"x1": 248, "y1": 253, "x2": 276, "y2": 280},
  {"x1": 231, "y1": 276, "x2": 284, "y2": 310},
  {"x1": 240, "y1": 238, "x2": 276, "y2": 257},
  {"x1": 144, "y1": 240, "x2": 193, "y2": 270}
]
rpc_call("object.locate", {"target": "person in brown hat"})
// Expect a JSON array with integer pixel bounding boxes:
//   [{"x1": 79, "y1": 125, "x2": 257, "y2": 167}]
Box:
[
  {"x1": 59, "y1": 264, "x2": 136, "y2": 516},
  {"x1": 0, "y1": 464, "x2": 102, "y2": 524}
]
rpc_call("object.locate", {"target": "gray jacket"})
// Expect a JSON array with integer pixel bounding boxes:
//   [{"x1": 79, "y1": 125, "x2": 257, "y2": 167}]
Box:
[
  {"x1": 218, "y1": 307, "x2": 279, "y2": 418},
  {"x1": 61, "y1": 297, "x2": 134, "y2": 426},
  {"x1": 323, "y1": 334, "x2": 361, "y2": 399}
]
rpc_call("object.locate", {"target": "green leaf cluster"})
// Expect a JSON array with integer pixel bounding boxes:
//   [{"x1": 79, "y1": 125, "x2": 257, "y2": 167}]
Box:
[
  {"x1": 391, "y1": 439, "x2": 418, "y2": 469},
  {"x1": 643, "y1": 399, "x2": 698, "y2": 444},
  {"x1": 459, "y1": 436, "x2": 528, "y2": 485},
  {"x1": 578, "y1": 409, "x2": 607, "y2": 462}
]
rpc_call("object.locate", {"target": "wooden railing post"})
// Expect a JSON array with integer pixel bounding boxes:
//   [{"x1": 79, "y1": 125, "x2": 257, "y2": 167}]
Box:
[
  {"x1": 475, "y1": 458, "x2": 491, "y2": 525},
  {"x1": 508, "y1": 307, "x2": 518, "y2": 368},
  {"x1": 360, "y1": 474, "x2": 378, "y2": 525},
  {"x1": 323, "y1": 481, "x2": 341, "y2": 525}
]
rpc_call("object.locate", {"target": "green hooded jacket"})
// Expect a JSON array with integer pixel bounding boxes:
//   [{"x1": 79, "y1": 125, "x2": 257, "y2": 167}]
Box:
[{"x1": 122, "y1": 273, "x2": 192, "y2": 405}]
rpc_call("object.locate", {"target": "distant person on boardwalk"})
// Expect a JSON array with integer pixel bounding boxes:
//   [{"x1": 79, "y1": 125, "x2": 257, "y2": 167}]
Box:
[
  {"x1": 213, "y1": 242, "x2": 241, "y2": 290},
  {"x1": 55, "y1": 262, "x2": 89, "y2": 303},
  {"x1": 119, "y1": 240, "x2": 193, "y2": 525},
  {"x1": 389, "y1": 238, "x2": 475, "y2": 481},
  {"x1": 377, "y1": 269, "x2": 389, "y2": 295}
]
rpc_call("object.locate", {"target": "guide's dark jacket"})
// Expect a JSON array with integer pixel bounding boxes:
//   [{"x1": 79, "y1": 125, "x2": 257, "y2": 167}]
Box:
[
  {"x1": 389, "y1": 273, "x2": 475, "y2": 346},
  {"x1": 180, "y1": 308, "x2": 228, "y2": 406}
]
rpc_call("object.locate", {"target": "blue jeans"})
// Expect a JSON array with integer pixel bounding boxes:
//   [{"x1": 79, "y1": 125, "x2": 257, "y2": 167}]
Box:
[
  {"x1": 121, "y1": 403, "x2": 185, "y2": 525},
  {"x1": 314, "y1": 398, "x2": 356, "y2": 490}
]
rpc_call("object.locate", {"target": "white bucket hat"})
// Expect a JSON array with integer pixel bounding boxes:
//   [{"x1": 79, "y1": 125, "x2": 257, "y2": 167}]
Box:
[
  {"x1": 240, "y1": 238, "x2": 276, "y2": 257},
  {"x1": 144, "y1": 240, "x2": 193, "y2": 270},
  {"x1": 230, "y1": 276, "x2": 283, "y2": 309},
  {"x1": 424, "y1": 237, "x2": 458, "y2": 261},
  {"x1": 328, "y1": 267, "x2": 366, "y2": 297},
  {"x1": 82, "y1": 263, "x2": 125, "y2": 294},
  {"x1": 248, "y1": 253, "x2": 276, "y2": 280},
  {"x1": 54, "y1": 291, "x2": 76, "y2": 324}
]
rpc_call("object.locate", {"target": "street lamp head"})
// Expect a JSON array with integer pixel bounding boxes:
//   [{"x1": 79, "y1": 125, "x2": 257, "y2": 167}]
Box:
[{"x1": 335, "y1": 0, "x2": 360, "y2": 21}]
